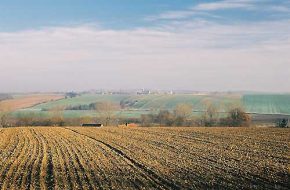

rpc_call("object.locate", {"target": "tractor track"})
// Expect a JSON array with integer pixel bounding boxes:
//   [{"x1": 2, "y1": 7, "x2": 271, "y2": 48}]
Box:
[{"x1": 64, "y1": 127, "x2": 182, "y2": 190}]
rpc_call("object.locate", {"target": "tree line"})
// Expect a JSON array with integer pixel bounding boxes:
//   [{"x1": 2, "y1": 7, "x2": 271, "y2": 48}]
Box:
[
  {"x1": 140, "y1": 103, "x2": 251, "y2": 127},
  {"x1": 1, "y1": 100, "x2": 288, "y2": 128}
]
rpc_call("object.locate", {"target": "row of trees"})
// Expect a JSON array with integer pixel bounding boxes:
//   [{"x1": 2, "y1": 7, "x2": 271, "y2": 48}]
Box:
[
  {"x1": 64, "y1": 103, "x2": 97, "y2": 110},
  {"x1": 0, "y1": 100, "x2": 257, "y2": 128},
  {"x1": 0, "y1": 101, "x2": 121, "y2": 127},
  {"x1": 140, "y1": 103, "x2": 251, "y2": 127}
]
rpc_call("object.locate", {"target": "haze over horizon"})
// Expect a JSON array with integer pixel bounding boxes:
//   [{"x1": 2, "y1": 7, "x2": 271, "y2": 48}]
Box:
[{"x1": 1, "y1": 0, "x2": 290, "y2": 93}]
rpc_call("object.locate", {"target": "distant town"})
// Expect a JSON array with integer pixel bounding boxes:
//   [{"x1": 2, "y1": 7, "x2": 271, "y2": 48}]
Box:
[{"x1": 63, "y1": 89, "x2": 242, "y2": 96}]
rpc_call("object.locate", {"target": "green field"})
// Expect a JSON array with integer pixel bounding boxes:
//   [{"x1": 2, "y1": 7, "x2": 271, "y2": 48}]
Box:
[
  {"x1": 32, "y1": 94, "x2": 127, "y2": 110},
  {"x1": 121, "y1": 94, "x2": 240, "y2": 110},
  {"x1": 243, "y1": 94, "x2": 290, "y2": 115},
  {"x1": 15, "y1": 93, "x2": 290, "y2": 118},
  {"x1": 13, "y1": 109, "x2": 152, "y2": 118},
  {"x1": 31, "y1": 94, "x2": 241, "y2": 110}
]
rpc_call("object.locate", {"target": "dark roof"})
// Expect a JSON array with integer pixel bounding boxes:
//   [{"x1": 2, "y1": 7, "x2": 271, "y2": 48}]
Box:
[{"x1": 82, "y1": 123, "x2": 103, "y2": 127}]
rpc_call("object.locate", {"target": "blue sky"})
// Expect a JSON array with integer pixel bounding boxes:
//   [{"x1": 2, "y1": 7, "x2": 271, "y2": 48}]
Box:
[
  {"x1": 0, "y1": 0, "x2": 191, "y2": 31},
  {"x1": 1, "y1": 0, "x2": 289, "y2": 31},
  {"x1": 0, "y1": 0, "x2": 290, "y2": 92}
]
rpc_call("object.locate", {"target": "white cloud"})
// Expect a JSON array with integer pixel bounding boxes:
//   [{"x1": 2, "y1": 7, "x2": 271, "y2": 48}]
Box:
[
  {"x1": 263, "y1": 5, "x2": 290, "y2": 12},
  {"x1": 146, "y1": 0, "x2": 290, "y2": 21},
  {"x1": 0, "y1": 19, "x2": 289, "y2": 92},
  {"x1": 194, "y1": 1, "x2": 252, "y2": 11}
]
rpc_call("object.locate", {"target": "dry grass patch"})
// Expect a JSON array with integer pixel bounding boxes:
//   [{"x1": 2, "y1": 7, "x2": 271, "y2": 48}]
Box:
[{"x1": 0, "y1": 94, "x2": 63, "y2": 111}]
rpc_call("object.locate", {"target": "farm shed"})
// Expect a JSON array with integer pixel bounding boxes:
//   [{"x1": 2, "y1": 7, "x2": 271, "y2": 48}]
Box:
[{"x1": 82, "y1": 123, "x2": 103, "y2": 127}]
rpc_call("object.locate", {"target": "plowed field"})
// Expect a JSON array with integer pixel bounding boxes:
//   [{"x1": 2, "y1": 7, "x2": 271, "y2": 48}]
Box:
[
  {"x1": 0, "y1": 95, "x2": 63, "y2": 111},
  {"x1": 0, "y1": 127, "x2": 289, "y2": 190}
]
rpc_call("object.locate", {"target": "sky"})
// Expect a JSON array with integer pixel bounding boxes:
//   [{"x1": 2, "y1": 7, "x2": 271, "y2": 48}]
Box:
[{"x1": 0, "y1": 0, "x2": 290, "y2": 92}]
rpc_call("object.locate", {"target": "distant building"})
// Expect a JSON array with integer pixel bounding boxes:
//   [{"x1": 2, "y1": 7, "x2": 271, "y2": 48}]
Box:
[
  {"x1": 65, "y1": 92, "x2": 79, "y2": 98},
  {"x1": 164, "y1": 90, "x2": 174, "y2": 95},
  {"x1": 137, "y1": 89, "x2": 151, "y2": 95}
]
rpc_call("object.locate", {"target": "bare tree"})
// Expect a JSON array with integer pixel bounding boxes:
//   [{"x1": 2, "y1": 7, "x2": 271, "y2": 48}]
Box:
[
  {"x1": 276, "y1": 118, "x2": 289, "y2": 128},
  {"x1": 95, "y1": 101, "x2": 120, "y2": 126},
  {"x1": 16, "y1": 112, "x2": 36, "y2": 126},
  {"x1": 0, "y1": 112, "x2": 9, "y2": 128},
  {"x1": 157, "y1": 110, "x2": 174, "y2": 126},
  {"x1": 227, "y1": 107, "x2": 251, "y2": 127},
  {"x1": 51, "y1": 106, "x2": 65, "y2": 126},
  {"x1": 140, "y1": 114, "x2": 154, "y2": 127},
  {"x1": 201, "y1": 101, "x2": 219, "y2": 127},
  {"x1": 0, "y1": 104, "x2": 10, "y2": 128},
  {"x1": 174, "y1": 104, "x2": 193, "y2": 126}
]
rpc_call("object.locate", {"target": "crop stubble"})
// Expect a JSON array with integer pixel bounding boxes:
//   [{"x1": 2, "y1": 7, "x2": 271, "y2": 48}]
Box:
[{"x1": 0, "y1": 127, "x2": 289, "y2": 190}]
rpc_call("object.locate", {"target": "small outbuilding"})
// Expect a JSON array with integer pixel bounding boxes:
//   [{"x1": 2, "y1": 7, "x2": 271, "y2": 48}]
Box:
[{"x1": 81, "y1": 123, "x2": 103, "y2": 127}]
